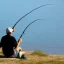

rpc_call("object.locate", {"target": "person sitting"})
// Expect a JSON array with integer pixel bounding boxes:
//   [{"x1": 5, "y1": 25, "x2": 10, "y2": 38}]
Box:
[{"x1": 0, "y1": 27, "x2": 26, "y2": 59}]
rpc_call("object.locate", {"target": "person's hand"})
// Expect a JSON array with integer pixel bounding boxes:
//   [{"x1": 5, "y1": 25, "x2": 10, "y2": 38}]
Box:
[
  {"x1": 19, "y1": 38, "x2": 22, "y2": 43},
  {"x1": 17, "y1": 38, "x2": 22, "y2": 46},
  {"x1": 12, "y1": 27, "x2": 15, "y2": 32},
  {"x1": 18, "y1": 38, "x2": 22, "y2": 44}
]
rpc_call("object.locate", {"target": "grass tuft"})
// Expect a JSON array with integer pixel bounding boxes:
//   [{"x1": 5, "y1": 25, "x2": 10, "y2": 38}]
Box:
[{"x1": 31, "y1": 50, "x2": 48, "y2": 56}]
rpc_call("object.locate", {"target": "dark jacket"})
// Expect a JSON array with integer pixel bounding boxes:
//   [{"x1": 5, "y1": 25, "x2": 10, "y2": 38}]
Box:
[{"x1": 0, "y1": 34, "x2": 17, "y2": 57}]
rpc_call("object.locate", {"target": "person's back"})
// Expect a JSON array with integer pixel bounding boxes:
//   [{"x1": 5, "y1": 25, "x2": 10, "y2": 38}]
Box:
[
  {"x1": 0, "y1": 27, "x2": 17, "y2": 57},
  {"x1": 1, "y1": 35, "x2": 17, "y2": 57}
]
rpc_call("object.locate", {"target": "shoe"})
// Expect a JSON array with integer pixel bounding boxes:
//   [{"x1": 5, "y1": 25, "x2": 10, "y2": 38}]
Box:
[{"x1": 21, "y1": 55, "x2": 28, "y2": 60}]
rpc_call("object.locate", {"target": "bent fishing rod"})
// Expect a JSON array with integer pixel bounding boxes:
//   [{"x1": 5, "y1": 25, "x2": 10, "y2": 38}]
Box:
[
  {"x1": 12, "y1": 4, "x2": 52, "y2": 29},
  {"x1": 18, "y1": 19, "x2": 43, "y2": 42}
]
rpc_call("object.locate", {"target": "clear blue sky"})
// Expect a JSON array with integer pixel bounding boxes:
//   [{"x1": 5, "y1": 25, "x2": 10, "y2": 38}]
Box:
[{"x1": 0, "y1": 0, "x2": 64, "y2": 54}]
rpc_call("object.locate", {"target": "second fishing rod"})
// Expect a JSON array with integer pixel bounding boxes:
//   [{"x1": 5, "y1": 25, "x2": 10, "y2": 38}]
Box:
[{"x1": 17, "y1": 19, "x2": 43, "y2": 44}]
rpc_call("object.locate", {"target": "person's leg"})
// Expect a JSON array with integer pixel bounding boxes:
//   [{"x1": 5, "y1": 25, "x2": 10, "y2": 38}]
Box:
[
  {"x1": 13, "y1": 49, "x2": 18, "y2": 58},
  {"x1": 15, "y1": 47, "x2": 28, "y2": 60},
  {"x1": 21, "y1": 54, "x2": 28, "y2": 60}
]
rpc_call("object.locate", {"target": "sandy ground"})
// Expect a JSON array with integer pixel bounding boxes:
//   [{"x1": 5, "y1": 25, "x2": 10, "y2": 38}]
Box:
[{"x1": 0, "y1": 51, "x2": 64, "y2": 64}]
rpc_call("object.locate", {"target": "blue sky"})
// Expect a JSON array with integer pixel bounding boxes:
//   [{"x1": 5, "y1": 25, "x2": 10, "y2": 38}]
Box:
[{"x1": 0, "y1": 0, "x2": 64, "y2": 54}]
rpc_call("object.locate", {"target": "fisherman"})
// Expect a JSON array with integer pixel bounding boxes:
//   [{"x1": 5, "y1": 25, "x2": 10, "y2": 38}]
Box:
[{"x1": 0, "y1": 27, "x2": 26, "y2": 59}]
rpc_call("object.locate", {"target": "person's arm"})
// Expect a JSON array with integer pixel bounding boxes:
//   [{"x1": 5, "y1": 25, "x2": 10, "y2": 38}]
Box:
[
  {"x1": 16, "y1": 38, "x2": 22, "y2": 49},
  {"x1": 12, "y1": 28, "x2": 22, "y2": 47},
  {"x1": 17, "y1": 38, "x2": 22, "y2": 47},
  {"x1": 12, "y1": 37, "x2": 17, "y2": 48}
]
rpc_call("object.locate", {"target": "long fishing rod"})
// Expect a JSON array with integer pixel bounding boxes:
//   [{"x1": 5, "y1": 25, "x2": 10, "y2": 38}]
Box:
[
  {"x1": 12, "y1": 4, "x2": 52, "y2": 29},
  {"x1": 18, "y1": 19, "x2": 43, "y2": 42}
]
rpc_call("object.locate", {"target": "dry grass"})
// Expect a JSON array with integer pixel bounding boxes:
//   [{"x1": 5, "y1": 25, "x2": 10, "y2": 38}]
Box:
[
  {"x1": 31, "y1": 50, "x2": 48, "y2": 56},
  {"x1": 0, "y1": 49, "x2": 64, "y2": 64}
]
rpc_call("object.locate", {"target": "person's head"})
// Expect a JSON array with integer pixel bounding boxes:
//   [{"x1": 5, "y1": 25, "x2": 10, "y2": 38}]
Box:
[{"x1": 6, "y1": 27, "x2": 13, "y2": 35}]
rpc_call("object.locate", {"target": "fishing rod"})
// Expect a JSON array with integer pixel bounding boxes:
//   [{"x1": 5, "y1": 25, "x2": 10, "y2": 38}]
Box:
[
  {"x1": 18, "y1": 19, "x2": 43, "y2": 42},
  {"x1": 12, "y1": 4, "x2": 52, "y2": 29}
]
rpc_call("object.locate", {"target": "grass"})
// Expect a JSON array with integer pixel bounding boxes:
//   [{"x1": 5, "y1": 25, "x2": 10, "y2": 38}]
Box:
[
  {"x1": 0, "y1": 49, "x2": 64, "y2": 64},
  {"x1": 31, "y1": 50, "x2": 48, "y2": 56},
  {"x1": 0, "y1": 58, "x2": 64, "y2": 64}
]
